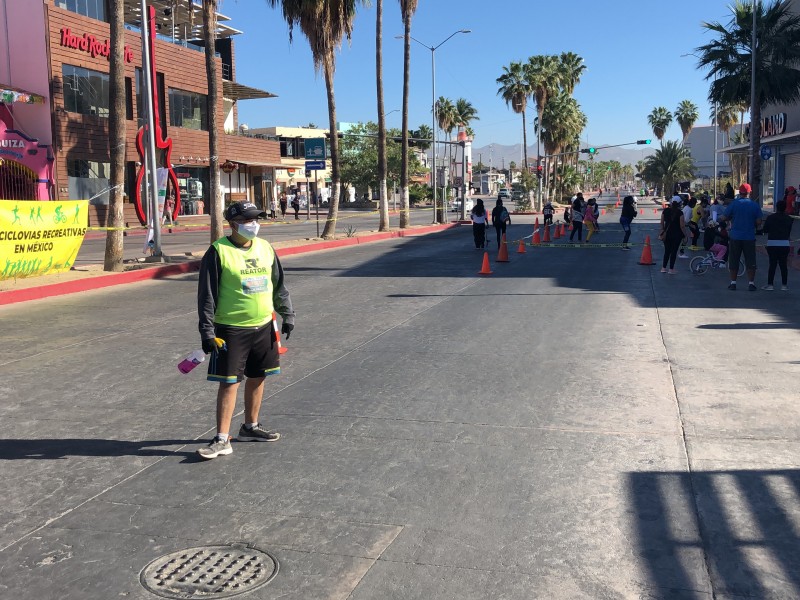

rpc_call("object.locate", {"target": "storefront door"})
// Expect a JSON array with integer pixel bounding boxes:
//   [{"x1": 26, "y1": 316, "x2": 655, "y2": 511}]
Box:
[{"x1": 0, "y1": 158, "x2": 37, "y2": 200}]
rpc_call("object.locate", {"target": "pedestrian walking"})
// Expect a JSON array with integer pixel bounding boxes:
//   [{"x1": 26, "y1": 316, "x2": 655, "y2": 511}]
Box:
[
  {"x1": 543, "y1": 201, "x2": 554, "y2": 227},
  {"x1": 687, "y1": 197, "x2": 702, "y2": 248},
  {"x1": 659, "y1": 198, "x2": 689, "y2": 274},
  {"x1": 782, "y1": 186, "x2": 796, "y2": 216},
  {"x1": 761, "y1": 199, "x2": 793, "y2": 290},
  {"x1": 584, "y1": 197, "x2": 599, "y2": 242},
  {"x1": 196, "y1": 201, "x2": 295, "y2": 460},
  {"x1": 290, "y1": 194, "x2": 300, "y2": 220},
  {"x1": 279, "y1": 191, "x2": 287, "y2": 218},
  {"x1": 720, "y1": 183, "x2": 763, "y2": 291},
  {"x1": 569, "y1": 196, "x2": 584, "y2": 242},
  {"x1": 470, "y1": 199, "x2": 488, "y2": 249},
  {"x1": 491, "y1": 198, "x2": 510, "y2": 249},
  {"x1": 269, "y1": 196, "x2": 278, "y2": 220},
  {"x1": 620, "y1": 195, "x2": 637, "y2": 250}
]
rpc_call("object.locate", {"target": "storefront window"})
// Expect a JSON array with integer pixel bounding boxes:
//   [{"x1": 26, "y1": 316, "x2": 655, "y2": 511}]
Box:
[
  {"x1": 175, "y1": 167, "x2": 209, "y2": 215},
  {"x1": 168, "y1": 89, "x2": 207, "y2": 131},
  {"x1": 62, "y1": 65, "x2": 110, "y2": 118},
  {"x1": 68, "y1": 158, "x2": 110, "y2": 205},
  {"x1": 55, "y1": 0, "x2": 106, "y2": 22}
]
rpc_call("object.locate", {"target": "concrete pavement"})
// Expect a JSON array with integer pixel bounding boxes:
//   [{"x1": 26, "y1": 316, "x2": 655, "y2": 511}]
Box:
[{"x1": 1, "y1": 216, "x2": 800, "y2": 599}]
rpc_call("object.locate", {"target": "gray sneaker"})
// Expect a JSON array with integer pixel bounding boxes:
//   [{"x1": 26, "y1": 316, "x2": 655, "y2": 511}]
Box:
[
  {"x1": 238, "y1": 423, "x2": 281, "y2": 442},
  {"x1": 197, "y1": 436, "x2": 232, "y2": 460}
]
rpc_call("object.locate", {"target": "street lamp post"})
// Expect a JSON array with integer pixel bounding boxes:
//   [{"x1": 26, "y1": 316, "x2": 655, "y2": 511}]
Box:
[{"x1": 398, "y1": 29, "x2": 470, "y2": 223}]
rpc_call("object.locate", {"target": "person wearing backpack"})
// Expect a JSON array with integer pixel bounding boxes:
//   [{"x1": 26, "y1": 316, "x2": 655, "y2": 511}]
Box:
[
  {"x1": 491, "y1": 199, "x2": 511, "y2": 248},
  {"x1": 620, "y1": 195, "x2": 637, "y2": 250},
  {"x1": 569, "y1": 196, "x2": 584, "y2": 242},
  {"x1": 543, "y1": 201, "x2": 554, "y2": 227}
]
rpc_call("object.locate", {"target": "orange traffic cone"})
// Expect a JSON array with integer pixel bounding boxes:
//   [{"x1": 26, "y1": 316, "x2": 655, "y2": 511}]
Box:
[
  {"x1": 638, "y1": 235, "x2": 656, "y2": 265},
  {"x1": 532, "y1": 218, "x2": 541, "y2": 245},
  {"x1": 478, "y1": 251, "x2": 493, "y2": 275},
  {"x1": 517, "y1": 237, "x2": 526, "y2": 253},
  {"x1": 273, "y1": 313, "x2": 288, "y2": 354},
  {"x1": 497, "y1": 233, "x2": 510, "y2": 262},
  {"x1": 543, "y1": 224, "x2": 551, "y2": 242},
  {"x1": 601, "y1": 208, "x2": 606, "y2": 216}
]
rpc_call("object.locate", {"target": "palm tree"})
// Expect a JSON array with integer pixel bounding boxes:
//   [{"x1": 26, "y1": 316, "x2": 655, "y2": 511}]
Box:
[
  {"x1": 435, "y1": 96, "x2": 456, "y2": 148},
  {"x1": 647, "y1": 107, "x2": 673, "y2": 144},
  {"x1": 711, "y1": 103, "x2": 739, "y2": 146},
  {"x1": 558, "y1": 51, "x2": 586, "y2": 95},
  {"x1": 697, "y1": 0, "x2": 800, "y2": 204},
  {"x1": 526, "y1": 55, "x2": 561, "y2": 208},
  {"x1": 267, "y1": 0, "x2": 364, "y2": 238},
  {"x1": 399, "y1": 0, "x2": 418, "y2": 228},
  {"x1": 412, "y1": 124, "x2": 432, "y2": 151},
  {"x1": 642, "y1": 140, "x2": 695, "y2": 199},
  {"x1": 539, "y1": 90, "x2": 586, "y2": 201},
  {"x1": 675, "y1": 100, "x2": 699, "y2": 142},
  {"x1": 497, "y1": 61, "x2": 532, "y2": 171},
  {"x1": 104, "y1": 0, "x2": 125, "y2": 271},
  {"x1": 454, "y1": 98, "x2": 479, "y2": 130},
  {"x1": 202, "y1": 0, "x2": 223, "y2": 240},
  {"x1": 375, "y1": 0, "x2": 388, "y2": 231}
]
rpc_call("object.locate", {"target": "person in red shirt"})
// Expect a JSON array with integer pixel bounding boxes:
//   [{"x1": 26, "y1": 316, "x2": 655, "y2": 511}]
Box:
[{"x1": 782, "y1": 186, "x2": 796, "y2": 215}]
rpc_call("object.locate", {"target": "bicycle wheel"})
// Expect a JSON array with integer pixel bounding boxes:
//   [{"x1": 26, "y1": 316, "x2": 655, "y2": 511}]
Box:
[
  {"x1": 737, "y1": 258, "x2": 745, "y2": 277},
  {"x1": 690, "y1": 256, "x2": 709, "y2": 275}
]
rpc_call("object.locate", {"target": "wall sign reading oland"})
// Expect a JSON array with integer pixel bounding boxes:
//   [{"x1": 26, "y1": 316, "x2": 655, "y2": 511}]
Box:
[
  {"x1": 59, "y1": 28, "x2": 134, "y2": 63},
  {"x1": 0, "y1": 201, "x2": 88, "y2": 280}
]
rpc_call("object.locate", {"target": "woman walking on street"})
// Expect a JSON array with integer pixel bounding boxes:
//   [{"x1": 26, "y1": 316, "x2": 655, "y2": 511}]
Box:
[
  {"x1": 660, "y1": 198, "x2": 689, "y2": 274},
  {"x1": 569, "y1": 196, "x2": 584, "y2": 242},
  {"x1": 761, "y1": 199, "x2": 794, "y2": 290},
  {"x1": 470, "y1": 199, "x2": 488, "y2": 249},
  {"x1": 491, "y1": 199, "x2": 511, "y2": 249},
  {"x1": 620, "y1": 195, "x2": 637, "y2": 250},
  {"x1": 584, "y1": 197, "x2": 599, "y2": 242}
]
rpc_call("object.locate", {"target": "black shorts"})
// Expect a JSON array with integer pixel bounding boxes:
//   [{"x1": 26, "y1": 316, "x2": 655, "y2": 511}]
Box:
[
  {"x1": 207, "y1": 322, "x2": 279, "y2": 383},
  {"x1": 728, "y1": 238, "x2": 757, "y2": 270}
]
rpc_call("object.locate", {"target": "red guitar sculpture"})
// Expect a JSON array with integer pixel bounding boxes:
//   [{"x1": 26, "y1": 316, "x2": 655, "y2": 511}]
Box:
[{"x1": 134, "y1": 4, "x2": 180, "y2": 225}]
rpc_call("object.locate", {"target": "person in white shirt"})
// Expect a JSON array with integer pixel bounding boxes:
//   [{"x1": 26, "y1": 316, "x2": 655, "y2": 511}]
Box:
[{"x1": 470, "y1": 199, "x2": 488, "y2": 249}]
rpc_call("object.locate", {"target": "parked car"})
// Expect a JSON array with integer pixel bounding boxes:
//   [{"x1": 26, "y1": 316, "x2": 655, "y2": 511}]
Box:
[{"x1": 498, "y1": 188, "x2": 511, "y2": 200}]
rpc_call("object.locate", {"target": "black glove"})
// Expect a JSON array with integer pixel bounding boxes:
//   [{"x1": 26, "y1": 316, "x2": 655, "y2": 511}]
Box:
[
  {"x1": 281, "y1": 323, "x2": 294, "y2": 339},
  {"x1": 202, "y1": 337, "x2": 226, "y2": 354}
]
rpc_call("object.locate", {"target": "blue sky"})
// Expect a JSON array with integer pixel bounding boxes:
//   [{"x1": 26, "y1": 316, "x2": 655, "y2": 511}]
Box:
[{"x1": 223, "y1": 0, "x2": 734, "y2": 148}]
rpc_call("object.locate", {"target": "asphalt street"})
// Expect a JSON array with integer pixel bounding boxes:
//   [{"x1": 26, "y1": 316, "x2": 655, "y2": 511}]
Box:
[{"x1": 2, "y1": 213, "x2": 799, "y2": 599}]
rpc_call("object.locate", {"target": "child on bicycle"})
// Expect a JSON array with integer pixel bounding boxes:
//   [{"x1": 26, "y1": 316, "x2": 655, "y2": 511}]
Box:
[{"x1": 710, "y1": 220, "x2": 729, "y2": 262}]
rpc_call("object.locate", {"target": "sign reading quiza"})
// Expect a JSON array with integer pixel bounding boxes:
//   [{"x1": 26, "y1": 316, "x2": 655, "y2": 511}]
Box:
[{"x1": 0, "y1": 201, "x2": 88, "y2": 280}]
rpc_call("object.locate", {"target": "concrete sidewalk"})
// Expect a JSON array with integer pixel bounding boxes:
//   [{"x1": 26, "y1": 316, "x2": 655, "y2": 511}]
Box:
[{"x1": 1, "y1": 220, "x2": 799, "y2": 599}]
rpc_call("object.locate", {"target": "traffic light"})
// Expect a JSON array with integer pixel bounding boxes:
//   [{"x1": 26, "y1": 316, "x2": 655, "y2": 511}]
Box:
[
  {"x1": 586, "y1": 167, "x2": 591, "y2": 174},
  {"x1": 607, "y1": 166, "x2": 612, "y2": 171},
  {"x1": 536, "y1": 165, "x2": 543, "y2": 179},
  {"x1": 580, "y1": 147, "x2": 596, "y2": 154},
  {"x1": 637, "y1": 139, "x2": 652, "y2": 145}
]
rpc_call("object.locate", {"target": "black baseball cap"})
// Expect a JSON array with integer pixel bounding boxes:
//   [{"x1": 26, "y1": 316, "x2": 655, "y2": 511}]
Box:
[{"x1": 224, "y1": 201, "x2": 267, "y2": 221}]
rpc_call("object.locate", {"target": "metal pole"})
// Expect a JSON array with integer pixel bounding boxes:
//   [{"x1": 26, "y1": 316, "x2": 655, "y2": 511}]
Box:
[
  {"x1": 140, "y1": 0, "x2": 162, "y2": 256},
  {"x1": 431, "y1": 47, "x2": 437, "y2": 223},
  {"x1": 713, "y1": 97, "x2": 719, "y2": 198},
  {"x1": 315, "y1": 171, "x2": 320, "y2": 238},
  {"x1": 749, "y1": 0, "x2": 758, "y2": 189}
]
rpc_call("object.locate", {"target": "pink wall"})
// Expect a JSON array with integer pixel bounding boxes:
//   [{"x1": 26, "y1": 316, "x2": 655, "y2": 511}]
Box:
[{"x1": 0, "y1": 0, "x2": 52, "y2": 144}]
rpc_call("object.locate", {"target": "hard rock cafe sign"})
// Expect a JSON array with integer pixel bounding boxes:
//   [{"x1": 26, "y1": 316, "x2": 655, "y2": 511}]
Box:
[{"x1": 60, "y1": 28, "x2": 134, "y2": 63}]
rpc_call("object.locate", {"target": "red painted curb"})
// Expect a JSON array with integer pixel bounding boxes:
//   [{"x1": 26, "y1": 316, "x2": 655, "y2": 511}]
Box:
[{"x1": 0, "y1": 223, "x2": 458, "y2": 306}]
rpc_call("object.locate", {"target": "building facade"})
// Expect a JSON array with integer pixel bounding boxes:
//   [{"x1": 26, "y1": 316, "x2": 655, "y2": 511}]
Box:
[
  {"x1": 684, "y1": 125, "x2": 730, "y2": 180},
  {"x1": 0, "y1": 0, "x2": 281, "y2": 224}
]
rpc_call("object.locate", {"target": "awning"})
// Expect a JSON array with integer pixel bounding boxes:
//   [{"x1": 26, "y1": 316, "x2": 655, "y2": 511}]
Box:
[
  {"x1": 223, "y1": 80, "x2": 277, "y2": 101},
  {"x1": 228, "y1": 159, "x2": 282, "y2": 168},
  {"x1": 0, "y1": 84, "x2": 45, "y2": 105},
  {"x1": 718, "y1": 130, "x2": 800, "y2": 153}
]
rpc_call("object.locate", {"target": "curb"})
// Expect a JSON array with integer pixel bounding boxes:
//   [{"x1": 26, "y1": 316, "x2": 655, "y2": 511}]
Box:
[{"x1": 0, "y1": 223, "x2": 458, "y2": 306}]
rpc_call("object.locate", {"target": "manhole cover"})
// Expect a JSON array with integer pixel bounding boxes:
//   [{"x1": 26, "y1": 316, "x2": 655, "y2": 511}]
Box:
[{"x1": 140, "y1": 544, "x2": 278, "y2": 599}]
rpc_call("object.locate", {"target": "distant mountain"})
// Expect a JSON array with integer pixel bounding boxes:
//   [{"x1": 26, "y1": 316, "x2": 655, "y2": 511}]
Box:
[{"x1": 470, "y1": 143, "x2": 656, "y2": 168}]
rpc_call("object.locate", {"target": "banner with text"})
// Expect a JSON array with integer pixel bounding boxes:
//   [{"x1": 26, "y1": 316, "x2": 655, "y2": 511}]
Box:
[{"x1": 0, "y1": 200, "x2": 88, "y2": 280}]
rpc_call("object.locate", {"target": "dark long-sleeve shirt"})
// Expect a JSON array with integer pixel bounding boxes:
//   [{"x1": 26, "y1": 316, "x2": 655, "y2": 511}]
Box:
[
  {"x1": 197, "y1": 240, "x2": 295, "y2": 341},
  {"x1": 761, "y1": 211, "x2": 794, "y2": 243}
]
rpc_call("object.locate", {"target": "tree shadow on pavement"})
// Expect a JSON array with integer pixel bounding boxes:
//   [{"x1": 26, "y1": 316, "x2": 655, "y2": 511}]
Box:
[
  {"x1": 629, "y1": 469, "x2": 800, "y2": 599},
  {"x1": 0, "y1": 438, "x2": 198, "y2": 460}
]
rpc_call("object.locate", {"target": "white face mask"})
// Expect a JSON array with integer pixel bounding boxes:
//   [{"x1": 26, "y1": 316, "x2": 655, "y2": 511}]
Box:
[{"x1": 236, "y1": 220, "x2": 260, "y2": 240}]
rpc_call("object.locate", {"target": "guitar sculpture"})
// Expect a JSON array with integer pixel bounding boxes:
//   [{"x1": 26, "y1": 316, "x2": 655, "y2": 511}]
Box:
[{"x1": 134, "y1": 4, "x2": 180, "y2": 224}]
